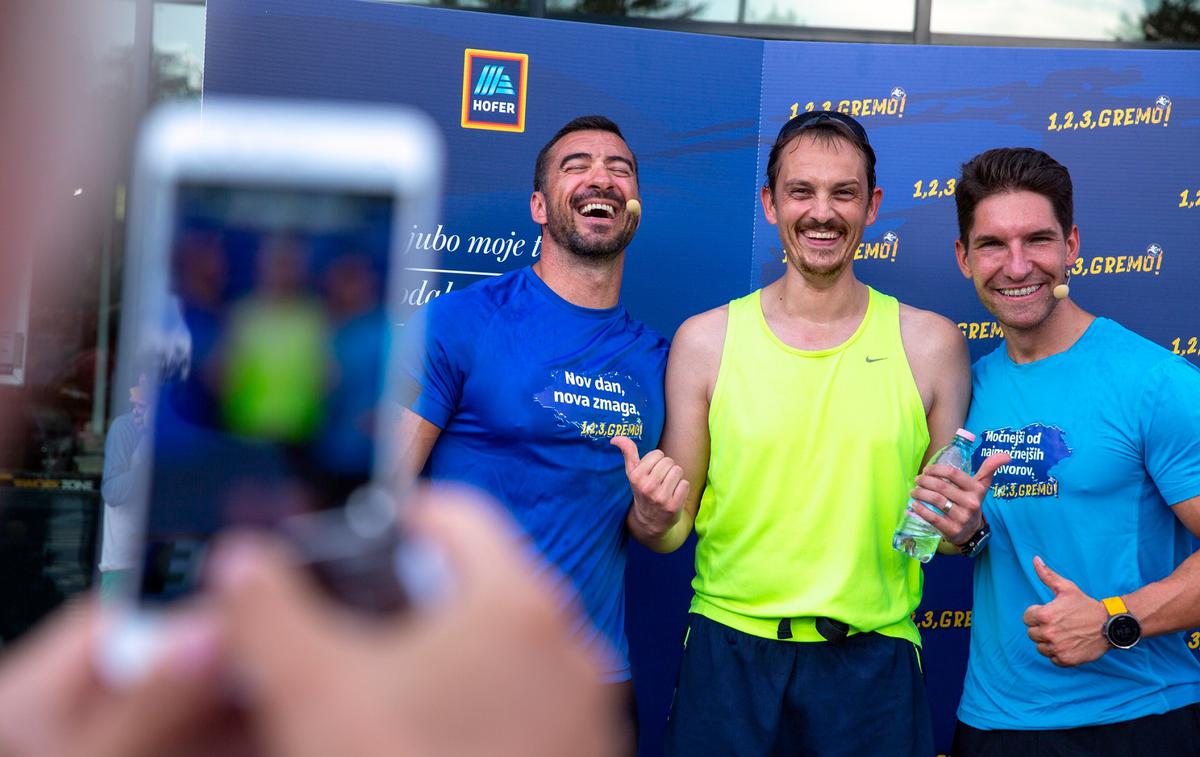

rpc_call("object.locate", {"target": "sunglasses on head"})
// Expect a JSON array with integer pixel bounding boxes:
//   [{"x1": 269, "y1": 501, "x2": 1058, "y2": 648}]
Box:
[{"x1": 780, "y1": 110, "x2": 871, "y2": 144}]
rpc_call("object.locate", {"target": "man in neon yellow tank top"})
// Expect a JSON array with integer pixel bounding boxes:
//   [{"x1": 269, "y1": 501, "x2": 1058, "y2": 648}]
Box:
[{"x1": 613, "y1": 112, "x2": 1002, "y2": 755}]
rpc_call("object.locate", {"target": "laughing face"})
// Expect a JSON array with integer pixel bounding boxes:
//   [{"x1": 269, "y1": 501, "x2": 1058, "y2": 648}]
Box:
[
  {"x1": 956, "y1": 190, "x2": 1079, "y2": 334},
  {"x1": 531, "y1": 129, "x2": 638, "y2": 261},
  {"x1": 762, "y1": 133, "x2": 881, "y2": 281}
]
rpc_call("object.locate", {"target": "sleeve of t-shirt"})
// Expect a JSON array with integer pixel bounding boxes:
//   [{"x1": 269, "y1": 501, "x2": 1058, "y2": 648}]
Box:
[
  {"x1": 1141, "y1": 357, "x2": 1200, "y2": 507},
  {"x1": 100, "y1": 415, "x2": 143, "y2": 507},
  {"x1": 397, "y1": 296, "x2": 475, "y2": 429}
]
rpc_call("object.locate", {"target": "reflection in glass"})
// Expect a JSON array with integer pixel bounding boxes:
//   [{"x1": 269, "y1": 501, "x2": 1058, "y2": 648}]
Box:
[
  {"x1": 546, "y1": 0, "x2": 719, "y2": 20},
  {"x1": 931, "y1": 0, "x2": 1145, "y2": 41},
  {"x1": 744, "y1": 0, "x2": 913, "y2": 30},
  {"x1": 373, "y1": 0, "x2": 530, "y2": 11},
  {"x1": 153, "y1": 2, "x2": 206, "y2": 101}
]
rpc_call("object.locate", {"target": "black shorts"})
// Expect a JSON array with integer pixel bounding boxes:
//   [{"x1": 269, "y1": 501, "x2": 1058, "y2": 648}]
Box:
[
  {"x1": 664, "y1": 613, "x2": 933, "y2": 757},
  {"x1": 953, "y1": 702, "x2": 1200, "y2": 757}
]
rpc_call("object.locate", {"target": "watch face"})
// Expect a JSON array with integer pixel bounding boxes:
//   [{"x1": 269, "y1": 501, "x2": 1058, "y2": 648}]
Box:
[{"x1": 1106, "y1": 614, "x2": 1141, "y2": 648}]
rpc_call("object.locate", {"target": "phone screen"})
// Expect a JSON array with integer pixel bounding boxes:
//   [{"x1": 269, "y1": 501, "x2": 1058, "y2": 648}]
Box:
[{"x1": 136, "y1": 184, "x2": 394, "y2": 605}]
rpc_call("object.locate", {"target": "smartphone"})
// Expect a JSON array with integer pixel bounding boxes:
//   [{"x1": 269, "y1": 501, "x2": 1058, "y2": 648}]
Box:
[{"x1": 100, "y1": 99, "x2": 443, "y2": 684}]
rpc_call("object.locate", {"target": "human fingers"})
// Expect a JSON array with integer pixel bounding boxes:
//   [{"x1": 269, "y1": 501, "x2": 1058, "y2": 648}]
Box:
[
  {"x1": 921, "y1": 465, "x2": 980, "y2": 495},
  {"x1": 1032, "y1": 556, "x2": 1076, "y2": 597},
  {"x1": 634, "y1": 449, "x2": 666, "y2": 477},
  {"x1": 77, "y1": 612, "x2": 224, "y2": 757},
  {"x1": 1025, "y1": 624, "x2": 1047, "y2": 644},
  {"x1": 609, "y1": 436, "x2": 640, "y2": 476},
  {"x1": 1022, "y1": 604, "x2": 1043, "y2": 628},
  {"x1": 910, "y1": 477, "x2": 973, "y2": 515},
  {"x1": 974, "y1": 453, "x2": 1011, "y2": 485},
  {"x1": 405, "y1": 486, "x2": 533, "y2": 588},
  {"x1": 668, "y1": 476, "x2": 691, "y2": 515},
  {"x1": 0, "y1": 598, "x2": 95, "y2": 754},
  {"x1": 209, "y1": 531, "x2": 356, "y2": 756},
  {"x1": 906, "y1": 494, "x2": 964, "y2": 543},
  {"x1": 644, "y1": 454, "x2": 678, "y2": 491},
  {"x1": 657, "y1": 464, "x2": 685, "y2": 504}
]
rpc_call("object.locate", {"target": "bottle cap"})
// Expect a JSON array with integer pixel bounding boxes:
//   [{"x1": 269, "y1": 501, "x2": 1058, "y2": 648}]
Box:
[{"x1": 955, "y1": 428, "x2": 976, "y2": 442}]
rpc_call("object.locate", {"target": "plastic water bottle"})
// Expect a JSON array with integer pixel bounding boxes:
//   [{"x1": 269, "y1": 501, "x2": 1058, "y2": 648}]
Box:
[{"x1": 892, "y1": 428, "x2": 976, "y2": 563}]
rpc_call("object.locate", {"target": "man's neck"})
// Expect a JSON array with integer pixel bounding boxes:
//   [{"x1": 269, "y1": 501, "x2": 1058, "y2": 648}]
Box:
[
  {"x1": 532, "y1": 241, "x2": 624, "y2": 310},
  {"x1": 760, "y1": 266, "x2": 869, "y2": 350},
  {"x1": 1004, "y1": 300, "x2": 1096, "y2": 364}
]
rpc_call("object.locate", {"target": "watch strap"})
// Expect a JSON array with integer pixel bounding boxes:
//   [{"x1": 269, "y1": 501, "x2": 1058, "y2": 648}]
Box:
[{"x1": 1101, "y1": 596, "x2": 1128, "y2": 616}]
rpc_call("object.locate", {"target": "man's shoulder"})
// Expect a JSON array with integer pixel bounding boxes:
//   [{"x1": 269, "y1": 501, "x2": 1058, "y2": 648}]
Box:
[
  {"x1": 664, "y1": 304, "x2": 730, "y2": 385},
  {"x1": 1091, "y1": 317, "x2": 1200, "y2": 383},
  {"x1": 1093, "y1": 317, "x2": 1176, "y2": 361},
  {"x1": 107, "y1": 412, "x2": 139, "y2": 437},
  {"x1": 416, "y1": 269, "x2": 528, "y2": 335},
  {"x1": 674, "y1": 303, "x2": 729, "y2": 350},
  {"x1": 897, "y1": 301, "x2": 966, "y2": 361}
]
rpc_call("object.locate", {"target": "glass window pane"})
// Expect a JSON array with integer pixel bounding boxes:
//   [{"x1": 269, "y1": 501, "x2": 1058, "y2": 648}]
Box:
[
  {"x1": 744, "y1": 0, "x2": 914, "y2": 30},
  {"x1": 545, "y1": 0, "x2": 738, "y2": 22},
  {"x1": 931, "y1": 0, "x2": 1155, "y2": 41},
  {"x1": 375, "y1": 0, "x2": 531, "y2": 12},
  {"x1": 153, "y1": 2, "x2": 206, "y2": 102}
]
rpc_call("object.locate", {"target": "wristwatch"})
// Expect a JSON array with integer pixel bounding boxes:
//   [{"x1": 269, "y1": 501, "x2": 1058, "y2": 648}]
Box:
[
  {"x1": 1101, "y1": 596, "x2": 1142, "y2": 649},
  {"x1": 956, "y1": 515, "x2": 991, "y2": 558}
]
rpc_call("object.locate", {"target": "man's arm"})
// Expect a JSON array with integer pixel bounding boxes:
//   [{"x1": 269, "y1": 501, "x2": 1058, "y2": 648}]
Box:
[
  {"x1": 1022, "y1": 497, "x2": 1200, "y2": 667},
  {"x1": 617, "y1": 308, "x2": 725, "y2": 554},
  {"x1": 898, "y1": 306, "x2": 995, "y2": 553},
  {"x1": 898, "y1": 305, "x2": 971, "y2": 466},
  {"x1": 394, "y1": 408, "x2": 443, "y2": 489},
  {"x1": 1128, "y1": 498, "x2": 1200, "y2": 635},
  {"x1": 100, "y1": 417, "x2": 145, "y2": 506}
]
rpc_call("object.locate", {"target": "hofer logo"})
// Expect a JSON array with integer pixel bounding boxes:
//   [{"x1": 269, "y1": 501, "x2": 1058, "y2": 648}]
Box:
[{"x1": 461, "y1": 49, "x2": 528, "y2": 132}]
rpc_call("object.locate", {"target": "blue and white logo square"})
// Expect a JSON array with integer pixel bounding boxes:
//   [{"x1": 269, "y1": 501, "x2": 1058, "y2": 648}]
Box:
[{"x1": 461, "y1": 49, "x2": 527, "y2": 133}]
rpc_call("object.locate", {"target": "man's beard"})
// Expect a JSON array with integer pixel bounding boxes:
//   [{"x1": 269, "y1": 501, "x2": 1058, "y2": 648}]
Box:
[
  {"x1": 546, "y1": 192, "x2": 625, "y2": 261},
  {"x1": 786, "y1": 221, "x2": 854, "y2": 280}
]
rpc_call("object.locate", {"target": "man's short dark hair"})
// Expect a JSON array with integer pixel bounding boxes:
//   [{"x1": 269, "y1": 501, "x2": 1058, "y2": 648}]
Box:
[
  {"x1": 533, "y1": 115, "x2": 637, "y2": 192},
  {"x1": 763, "y1": 111, "x2": 877, "y2": 195},
  {"x1": 955, "y1": 148, "x2": 1074, "y2": 242}
]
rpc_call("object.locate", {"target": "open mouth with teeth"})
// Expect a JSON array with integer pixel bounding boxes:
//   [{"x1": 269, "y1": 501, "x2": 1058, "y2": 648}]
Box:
[
  {"x1": 802, "y1": 229, "x2": 841, "y2": 240},
  {"x1": 576, "y1": 201, "x2": 618, "y2": 220},
  {"x1": 795, "y1": 226, "x2": 844, "y2": 247},
  {"x1": 997, "y1": 284, "x2": 1043, "y2": 297}
]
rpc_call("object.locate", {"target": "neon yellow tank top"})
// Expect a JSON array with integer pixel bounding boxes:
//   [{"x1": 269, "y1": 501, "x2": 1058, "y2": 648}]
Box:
[{"x1": 691, "y1": 287, "x2": 928, "y2": 645}]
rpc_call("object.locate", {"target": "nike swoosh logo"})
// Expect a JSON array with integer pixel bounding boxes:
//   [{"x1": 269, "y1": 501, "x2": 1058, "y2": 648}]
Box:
[{"x1": 865, "y1": 356, "x2": 888, "y2": 363}]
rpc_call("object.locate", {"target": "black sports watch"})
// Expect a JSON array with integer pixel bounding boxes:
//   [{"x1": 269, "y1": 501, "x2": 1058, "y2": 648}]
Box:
[
  {"x1": 956, "y1": 515, "x2": 991, "y2": 558},
  {"x1": 1102, "y1": 596, "x2": 1142, "y2": 649}
]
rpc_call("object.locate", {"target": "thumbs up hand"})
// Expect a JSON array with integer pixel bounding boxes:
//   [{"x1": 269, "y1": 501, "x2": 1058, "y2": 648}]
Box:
[
  {"x1": 1021, "y1": 556, "x2": 1110, "y2": 667},
  {"x1": 611, "y1": 436, "x2": 690, "y2": 544}
]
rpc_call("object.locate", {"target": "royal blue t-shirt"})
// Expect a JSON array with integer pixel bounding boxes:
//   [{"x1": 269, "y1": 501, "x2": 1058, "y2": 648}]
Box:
[
  {"x1": 960, "y1": 318, "x2": 1200, "y2": 729},
  {"x1": 403, "y1": 266, "x2": 668, "y2": 680}
]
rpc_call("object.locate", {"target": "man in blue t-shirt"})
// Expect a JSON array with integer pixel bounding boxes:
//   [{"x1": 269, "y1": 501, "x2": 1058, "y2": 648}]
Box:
[
  {"x1": 397, "y1": 116, "x2": 668, "y2": 733},
  {"x1": 910, "y1": 147, "x2": 1200, "y2": 754}
]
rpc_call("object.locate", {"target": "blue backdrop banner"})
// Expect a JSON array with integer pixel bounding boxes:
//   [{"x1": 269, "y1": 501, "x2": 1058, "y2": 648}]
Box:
[{"x1": 204, "y1": 2, "x2": 1200, "y2": 753}]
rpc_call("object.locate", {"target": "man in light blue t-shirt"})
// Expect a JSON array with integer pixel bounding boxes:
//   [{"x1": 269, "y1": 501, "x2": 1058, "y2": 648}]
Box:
[
  {"x1": 396, "y1": 116, "x2": 667, "y2": 749},
  {"x1": 909, "y1": 147, "x2": 1200, "y2": 755}
]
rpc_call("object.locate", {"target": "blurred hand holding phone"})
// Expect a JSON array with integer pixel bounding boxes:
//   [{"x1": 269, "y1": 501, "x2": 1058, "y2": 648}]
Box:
[{"x1": 101, "y1": 98, "x2": 446, "y2": 683}]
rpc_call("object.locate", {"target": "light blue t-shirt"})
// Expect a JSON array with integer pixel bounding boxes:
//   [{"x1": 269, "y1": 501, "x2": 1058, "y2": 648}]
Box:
[
  {"x1": 403, "y1": 266, "x2": 668, "y2": 681},
  {"x1": 960, "y1": 317, "x2": 1200, "y2": 730}
]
